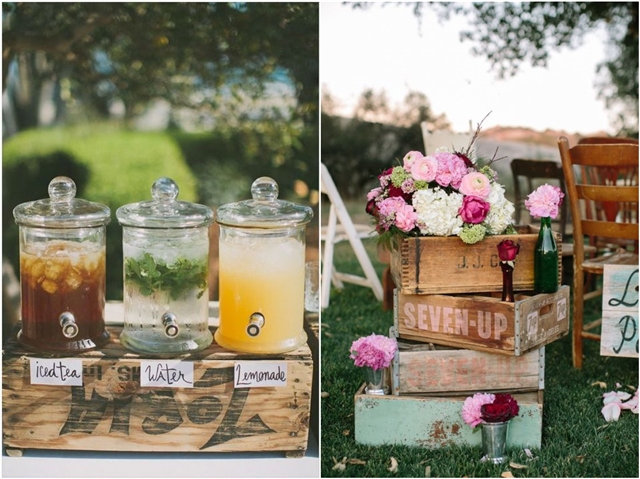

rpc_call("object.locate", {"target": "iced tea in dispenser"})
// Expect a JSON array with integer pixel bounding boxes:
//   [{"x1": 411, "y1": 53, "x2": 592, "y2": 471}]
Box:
[{"x1": 13, "y1": 176, "x2": 111, "y2": 353}]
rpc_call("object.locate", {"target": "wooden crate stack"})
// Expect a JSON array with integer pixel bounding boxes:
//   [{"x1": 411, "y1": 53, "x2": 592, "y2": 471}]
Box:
[{"x1": 355, "y1": 230, "x2": 570, "y2": 449}]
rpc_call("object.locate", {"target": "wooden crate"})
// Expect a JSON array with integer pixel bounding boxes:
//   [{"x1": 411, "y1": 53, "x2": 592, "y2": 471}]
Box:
[
  {"x1": 355, "y1": 384, "x2": 543, "y2": 449},
  {"x1": 2, "y1": 326, "x2": 312, "y2": 457},
  {"x1": 389, "y1": 226, "x2": 562, "y2": 294},
  {"x1": 391, "y1": 335, "x2": 544, "y2": 395},
  {"x1": 394, "y1": 285, "x2": 570, "y2": 356}
]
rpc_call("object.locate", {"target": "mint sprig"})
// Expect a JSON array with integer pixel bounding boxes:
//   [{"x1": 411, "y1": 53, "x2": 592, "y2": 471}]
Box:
[{"x1": 125, "y1": 253, "x2": 208, "y2": 300}]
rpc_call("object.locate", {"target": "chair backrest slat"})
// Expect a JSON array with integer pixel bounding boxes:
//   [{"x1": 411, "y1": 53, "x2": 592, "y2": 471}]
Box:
[{"x1": 558, "y1": 136, "x2": 639, "y2": 253}]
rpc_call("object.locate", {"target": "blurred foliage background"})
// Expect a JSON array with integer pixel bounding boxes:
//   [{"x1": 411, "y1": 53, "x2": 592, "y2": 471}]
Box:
[{"x1": 2, "y1": 2, "x2": 319, "y2": 301}]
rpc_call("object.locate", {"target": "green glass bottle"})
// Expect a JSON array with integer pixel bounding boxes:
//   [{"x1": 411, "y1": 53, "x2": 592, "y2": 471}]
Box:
[{"x1": 534, "y1": 216, "x2": 558, "y2": 293}]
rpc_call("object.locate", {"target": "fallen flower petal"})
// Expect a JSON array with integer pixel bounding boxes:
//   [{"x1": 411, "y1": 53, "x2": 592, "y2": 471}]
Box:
[
  {"x1": 591, "y1": 381, "x2": 607, "y2": 389},
  {"x1": 347, "y1": 458, "x2": 367, "y2": 465},
  {"x1": 388, "y1": 457, "x2": 399, "y2": 473},
  {"x1": 524, "y1": 448, "x2": 535, "y2": 460},
  {"x1": 603, "y1": 390, "x2": 631, "y2": 404},
  {"x1": 509, "y1": 461, "x2": 527, "y2": 469},
  {"x1": 602, "y1": 401, "x2": 622, "y2": 422}
]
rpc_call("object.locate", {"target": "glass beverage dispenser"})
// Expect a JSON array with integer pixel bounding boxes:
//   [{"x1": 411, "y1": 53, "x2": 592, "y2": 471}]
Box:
[
  {"x1": 13, "y1": 176, "x2": 111, "y2": 353},
  {"x1": 215, "y1": 177, "x2": 313, "y2": 354},
  {"x1": 116, "y1": 177, "x2": 214, "y2": 354}
]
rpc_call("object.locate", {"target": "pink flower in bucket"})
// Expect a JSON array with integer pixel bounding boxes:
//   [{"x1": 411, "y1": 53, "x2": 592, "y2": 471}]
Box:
[{"x1": 349, "y1": 333, "x2": 397, "y2": 371}]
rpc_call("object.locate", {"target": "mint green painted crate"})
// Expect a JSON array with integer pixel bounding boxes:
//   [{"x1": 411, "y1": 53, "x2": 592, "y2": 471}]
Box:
[{"x1": 354, "y1": 385, "x2": 543, "y2": 449}]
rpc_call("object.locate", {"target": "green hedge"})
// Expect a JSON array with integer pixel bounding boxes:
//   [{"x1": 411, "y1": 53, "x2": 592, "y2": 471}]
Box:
[{"x1": 2, "y1": 124, "x2": 197, "y2": 300}]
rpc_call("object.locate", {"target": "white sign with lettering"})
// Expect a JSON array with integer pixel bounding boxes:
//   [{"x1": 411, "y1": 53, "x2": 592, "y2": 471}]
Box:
[
  {"x1": 234, "y1": 361, "x2": 288, "y2": 388},
  {"x1": 30, "y1": 358, "x2": 83, "y2": 386},
  {"x1": 140, "y1": 360, "x2": 194, "y2": 388}
]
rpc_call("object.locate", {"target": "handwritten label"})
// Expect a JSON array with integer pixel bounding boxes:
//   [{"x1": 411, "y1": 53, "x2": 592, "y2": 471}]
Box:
[
  {"x1": 140, "y1": 360, "x2": 194, "y2": 388},
  {"x1": 30, "y1": 358, "x2": 83, "y2": 386},
  {"x1": 234, "y1": 362, "x2": 288, "y2": 388},
  {"x1": 601, "y1": 265, "x2": 639, "y2": 358}
]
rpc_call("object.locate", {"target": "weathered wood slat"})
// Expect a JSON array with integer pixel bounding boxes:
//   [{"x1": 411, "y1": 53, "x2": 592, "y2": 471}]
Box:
[
  {"x1": 3, "y1": 326, "x2": 313, "y2": 455},
  {"x1": 355, "y1": 384, "x2": 543, "y2": 449},
  {"x1": 390, "y1": 226, "x2": 562, "y2": 295},
  {"x1": 391, "y1": 340, "x2": 544, "y2": 395},
  {"x1": 394, "y1": 286, "x2": 570, "y2": 356}
]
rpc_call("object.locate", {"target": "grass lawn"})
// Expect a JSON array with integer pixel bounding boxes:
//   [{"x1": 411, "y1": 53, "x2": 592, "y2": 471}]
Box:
[{"x1": 320, "y1": 240, "x2": 639, "y2": 478}]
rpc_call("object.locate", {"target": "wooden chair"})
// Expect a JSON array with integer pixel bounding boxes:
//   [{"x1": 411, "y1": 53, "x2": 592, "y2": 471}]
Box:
[
  {"x1": 577, "y1": 137, "x2": 639, "y2": 253},
  {"x1": 420, "y1": 122, "x2": 474, "y2": 156},
  {"x1": 558, "y1": 136, "x2": 639, "y2": 368},
  {"x1": 320, "y1": 163, "x2": 383, "y2": 309}
]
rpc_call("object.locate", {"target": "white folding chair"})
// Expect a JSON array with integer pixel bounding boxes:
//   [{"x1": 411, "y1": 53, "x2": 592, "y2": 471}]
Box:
[
  {"x1": 421, "y1": 121, "x2": 474, "y2": 156},
  {"x1": 320, "y1": 163, "x2": 383, "y2": 309}
]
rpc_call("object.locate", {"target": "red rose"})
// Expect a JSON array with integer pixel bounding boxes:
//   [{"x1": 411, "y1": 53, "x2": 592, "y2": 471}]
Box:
[
  {"x1": 493, "y1": 393, "x2": 519, "y2": 418},
  {"x1": 458, "y1": 195, "x2": 490, "y2": 224},
  {"x1": 497, "y1": 240, "x2": 520, "y2": 262},
  {"x1": 366, "y1": 199, "x2": 378, "y2": 217},
  {"x1": 455, "y1": 152, "x2": 474, "y2": 168},
  {"x1": 480, "y1": 403, "x2": 512, "y2": 423}
]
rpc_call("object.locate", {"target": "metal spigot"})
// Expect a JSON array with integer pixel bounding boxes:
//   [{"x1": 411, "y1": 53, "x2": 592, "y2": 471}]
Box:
[
  {"x1": 59, "y1": 312, "x2": 78, "y2": 339},
  {"x1": 162, "y1": 312, "x2": 179, "y2": 338},
  {"x1": 246, "y1": 312, "x2": 265, "y2": 337}
]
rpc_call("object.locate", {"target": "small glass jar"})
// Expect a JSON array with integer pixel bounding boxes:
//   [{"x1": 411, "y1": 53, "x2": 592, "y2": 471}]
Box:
[
  {"x1": 215, "y1": 177, "x2": 313, "y2": 354},
  {"x1": 13, "y1": 176, "x2": 111, "y2": 353},
  {"x1": 116, "y1": 178, "x2": 214, "y2": 354}
]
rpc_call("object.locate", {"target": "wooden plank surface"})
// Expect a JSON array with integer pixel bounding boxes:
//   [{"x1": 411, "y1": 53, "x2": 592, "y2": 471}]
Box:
[
  {"x1": 601, "y1": 265, "x2": 639, "y2": 358},
  {"x1": 355, "y1": 385, "x2": 543, "y2": 449},
  {"x1": 3, "y1": 326, "x2": 312, "y2": 454},
  {"x1": 390, "y1": 226, "x2": 562, "y2": 295},
  {"x1": 395, "y1": 286, "x2": 569, "y2": 356},
  {"x1": 393, "y1": 343, "x2": 543, "y2": 395}
]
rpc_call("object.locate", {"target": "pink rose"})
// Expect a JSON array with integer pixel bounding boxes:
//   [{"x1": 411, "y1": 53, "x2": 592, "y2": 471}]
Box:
[
  {"x1": 410, "y1": 155, "x2": 438, "y2": 182},
  {"x1": 524, "y1": 184, "x2": 565, "y2": 219},
  {"x1": 459, "y1": 172, "x2": 491, "y2": 199},
  {"x1": 403, "y1": 151, "x2": 424, "y2": 172},
  {"x1": 433, "y1": 152, "x2": 468, "y2": 188},
  {"x1": 459, "y1": 195, "x2": 491, "y2": 224}
]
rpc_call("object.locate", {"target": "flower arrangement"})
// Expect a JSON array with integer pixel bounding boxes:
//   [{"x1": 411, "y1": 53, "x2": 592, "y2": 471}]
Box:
[
  {"x1": 462, "y1": 392, "x2": 520, "y2": 427},
  {"x1": 366, "y1": 119, "x2": 516, "y2": 247},
  {"x1": 525, "y1": 184, "x2": 564, "y2": 219},
  {"x1": 349, "y1": 333, "x2": 398, "y2": 371}
]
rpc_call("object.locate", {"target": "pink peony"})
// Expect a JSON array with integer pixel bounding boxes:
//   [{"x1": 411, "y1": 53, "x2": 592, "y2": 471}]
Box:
[
  {"x1": 459, "y1": 195, "x2": 491, "y2": 224},
  {"x1": 349, "y1": 333, "x2": 398, "y2": 371},
  {"x1": 459, "y1": 172, "x2": 492, "y2": 199},
  {"x1": 524, "y1": 184, "x2": 564, "y2": 219},
  {"x1": 411, "y1": 155, "x2": 439, "y2": 182},
  {"x1": 461, "y1": 393, "x2": 495, "y2": 428},
  {"x1": 394, "y1": 202, "x2": 418, "y2": 232},
  {"x1": 433, "y1": 152, "x2": 469, "y2": 189},
  {"x1": 403, "y1": 151, "x2": 424, "y2": 172}
]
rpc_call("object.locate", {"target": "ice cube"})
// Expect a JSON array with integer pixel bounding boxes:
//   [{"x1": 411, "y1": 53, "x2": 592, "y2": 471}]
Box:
[{"x1": 41, "y1": 279, "x2": 58, "y2": 294}]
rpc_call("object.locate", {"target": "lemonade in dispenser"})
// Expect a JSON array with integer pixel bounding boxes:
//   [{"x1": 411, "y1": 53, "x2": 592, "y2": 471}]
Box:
[{"x1": 215, "y1": 177, "x2": 313, "y2": 354}]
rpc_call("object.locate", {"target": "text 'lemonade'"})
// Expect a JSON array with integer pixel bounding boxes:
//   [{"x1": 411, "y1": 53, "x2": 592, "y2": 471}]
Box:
[
  {"x1": 19, "y1": 239, "x2": 107, "y2": 350},
  {"x1": 121, "y1": 232, "x2": 211, "y2": 354},
  {"x1": 217, "y1": 234, "x2": 307, "y2": 354}
]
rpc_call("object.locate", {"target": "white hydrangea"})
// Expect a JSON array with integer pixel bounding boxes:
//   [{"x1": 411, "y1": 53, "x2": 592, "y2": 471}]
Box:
[
  {"x1": 412, "y1": 187, "x2": 463, "y2": 236},
  {"x1": 485, "y1": 182, "x2": 515, "y2": 234}
]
